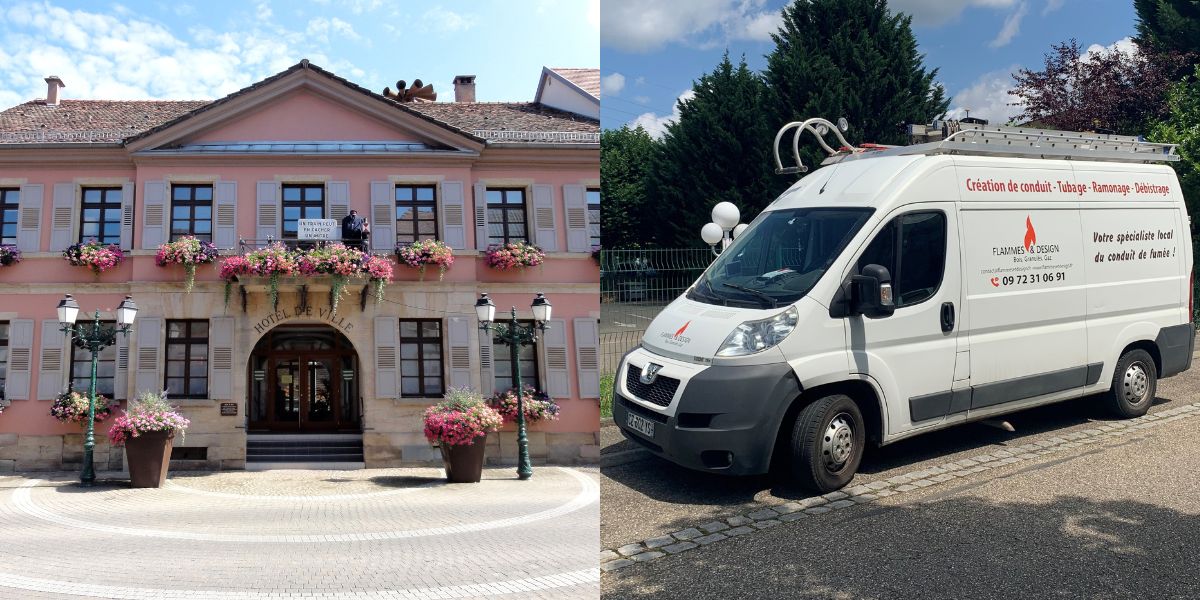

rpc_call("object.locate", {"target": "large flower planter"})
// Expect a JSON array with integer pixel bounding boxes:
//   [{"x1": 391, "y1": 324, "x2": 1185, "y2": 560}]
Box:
[
  {"x1": 438, "y1": 436, "x2": 488, "y2": 483},
  {"x1": 124, "y1": 430, "x2": 174, "y2": 488}
]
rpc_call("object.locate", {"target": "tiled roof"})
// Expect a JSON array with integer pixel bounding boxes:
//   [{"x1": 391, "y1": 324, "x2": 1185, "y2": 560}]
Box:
[
  {"x1": 550, "y1": 68, "x2": 601, "y2": 98},
  {"x1": 405, "y1": 102, "x2": 599, "y2": 143},
  {"x1": 0, "y1": 99, "x2": 209, "y2": 144}
]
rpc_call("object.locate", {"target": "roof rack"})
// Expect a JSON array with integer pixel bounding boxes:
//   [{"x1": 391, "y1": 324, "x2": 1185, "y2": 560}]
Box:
[{"x1": 774, "y1": 118, "x2": 1179, "y2": 176}]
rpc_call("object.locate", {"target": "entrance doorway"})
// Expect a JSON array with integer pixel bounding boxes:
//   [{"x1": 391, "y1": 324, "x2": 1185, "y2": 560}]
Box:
[{"x1": 248, "y1": 326, "x2": 361, "y2": 432}]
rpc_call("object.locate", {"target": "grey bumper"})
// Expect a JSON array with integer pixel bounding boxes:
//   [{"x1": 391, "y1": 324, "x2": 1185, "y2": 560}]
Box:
[{"x1": 613, "y1": 360, "x2": 801, "y2": 475}]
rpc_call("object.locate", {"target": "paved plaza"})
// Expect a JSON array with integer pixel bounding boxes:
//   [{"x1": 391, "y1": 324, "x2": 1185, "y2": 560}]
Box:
[{"x1": 0, "y1": 466, "x2": 599, "y2": 599}]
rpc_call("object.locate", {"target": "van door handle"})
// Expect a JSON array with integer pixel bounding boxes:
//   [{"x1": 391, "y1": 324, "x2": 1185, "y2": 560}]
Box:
[{"x1": 940, "y1": 302, "x2": 955, "y2": 332}]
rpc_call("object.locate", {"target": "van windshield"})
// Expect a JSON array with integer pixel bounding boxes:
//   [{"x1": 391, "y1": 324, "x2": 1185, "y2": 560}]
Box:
[{"x1": 689, "y1": 207, "x2": 874, "y2": 308}]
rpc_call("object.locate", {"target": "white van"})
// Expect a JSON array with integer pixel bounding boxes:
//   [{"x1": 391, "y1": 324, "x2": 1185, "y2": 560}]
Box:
[{"x1": 614, "y1": 119, "x2": 1195, "y2": 492}]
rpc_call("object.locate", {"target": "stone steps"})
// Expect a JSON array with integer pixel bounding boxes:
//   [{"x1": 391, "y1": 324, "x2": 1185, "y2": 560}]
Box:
[{"x1": 246, "y1": 433, "x2": 363, "y2": 469}]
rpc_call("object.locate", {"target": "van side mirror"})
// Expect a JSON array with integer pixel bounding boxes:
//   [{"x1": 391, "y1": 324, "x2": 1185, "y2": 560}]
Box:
[{"x1": 850, "y1": 264, "x2": 895, "y2": 318}]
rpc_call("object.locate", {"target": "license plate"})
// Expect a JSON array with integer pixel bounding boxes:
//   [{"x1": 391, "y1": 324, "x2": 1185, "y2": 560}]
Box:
[{"x1": 626, "y1": 412, "x2": 656, "y2": 438}]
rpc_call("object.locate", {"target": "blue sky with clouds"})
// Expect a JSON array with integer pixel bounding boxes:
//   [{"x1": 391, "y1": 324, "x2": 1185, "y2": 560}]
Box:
[
  {"x1": 600, "y1": 0, "x2": 1139, "y2": 135},
  {"x1": 0, "y1": 0, "x2": 599, "y2": 110}
]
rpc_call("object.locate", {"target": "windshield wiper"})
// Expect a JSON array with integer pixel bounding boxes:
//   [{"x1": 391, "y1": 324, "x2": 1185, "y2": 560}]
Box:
[
  {"x1": 721, "y1": 283, "x2": 778, "y2": 309},
  {"x1": 690, "y1": 278, "x2": 728, "y2": 305}
]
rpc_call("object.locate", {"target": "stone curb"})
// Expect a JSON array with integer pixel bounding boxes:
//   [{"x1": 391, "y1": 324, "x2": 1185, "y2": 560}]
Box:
[{"x1": 599, "y1": 402, "x2": 1200, "y2": 573}]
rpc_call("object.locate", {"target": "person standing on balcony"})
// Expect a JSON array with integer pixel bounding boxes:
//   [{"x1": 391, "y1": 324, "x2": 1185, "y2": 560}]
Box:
[{"x1": 341, "y1": 209, "x2": 370, "y2": 250}]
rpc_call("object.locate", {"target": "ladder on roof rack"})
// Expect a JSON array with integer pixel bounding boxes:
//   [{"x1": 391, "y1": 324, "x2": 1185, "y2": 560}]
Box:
[{"x1": 773, "y1": 119, "x2": 1179, "y2": 176}]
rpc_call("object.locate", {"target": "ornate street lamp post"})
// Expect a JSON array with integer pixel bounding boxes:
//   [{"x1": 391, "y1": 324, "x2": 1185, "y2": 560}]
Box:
[
  {"x1": 475, "y1": 292, "x2": 552, "y2": 480},
  {"x1": 57, "y1": 294, "x2": 138, "y2": 486}
]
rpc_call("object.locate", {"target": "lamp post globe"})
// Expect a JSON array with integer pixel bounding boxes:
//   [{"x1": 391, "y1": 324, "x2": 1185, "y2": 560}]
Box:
[
  {"x1": 732, "y1": 223, "x2": 749, "y2": 239},
  {"x1": 57, "y1": 294, "x2": 79, "y2": 325},
  {"x1": 711, "y1": 202, "x2": 740, "y2": 230},
  {"x1": 701, "y1": 223, "x2": 724, "y2": 246},
  {"x1": 116, "y1": 295, "x2": 138, "y2": 326},
  {"x1": 530, "y1": 292, "x2": 552, "y2": 323},
  {"x1": 474, "y1": 293, "x2": 495, "y2": 324}
]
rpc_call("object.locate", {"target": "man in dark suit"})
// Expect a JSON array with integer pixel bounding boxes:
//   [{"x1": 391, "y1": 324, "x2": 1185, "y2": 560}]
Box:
[{"x1": 341, "y1": 209, "x2": 370, "y2": 250}]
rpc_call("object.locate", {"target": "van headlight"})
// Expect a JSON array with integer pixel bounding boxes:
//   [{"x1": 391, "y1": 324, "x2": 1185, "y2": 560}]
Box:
[{"x1": 716, "y1": 306, "x2": 799, "y2": 357}]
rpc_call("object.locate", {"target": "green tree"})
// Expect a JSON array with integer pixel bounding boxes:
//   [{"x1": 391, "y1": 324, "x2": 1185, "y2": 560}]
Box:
[
  {"x1": 1135, "y1": 0, "x2": 1200, "y2": 58},
  {"x1": 764, "y1": 0, "x2": 949, "y2": 174},
  {"x1": 1150, "y1": 66, "x2": 1200, "y2": 229},
  {"x1": 600, "y1": 125, "x2": 658, "y2": 249},
  {"x1": 647, "y1": 53, "x2": 781, "y2": 248}
]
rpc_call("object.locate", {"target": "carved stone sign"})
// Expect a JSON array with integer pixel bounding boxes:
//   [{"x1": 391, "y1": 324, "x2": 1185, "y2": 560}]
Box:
[{"x1": 252, "y1": 304, "x2": 356, "y2": 336}]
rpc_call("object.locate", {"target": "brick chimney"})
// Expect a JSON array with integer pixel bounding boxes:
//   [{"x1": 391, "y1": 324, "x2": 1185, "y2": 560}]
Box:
[
  {"x1": 453, "y1": 75, "x2": 476, "y2": 103},
  {"x1": 44, "y1": 76, "x2": 65, "y2": 106}
]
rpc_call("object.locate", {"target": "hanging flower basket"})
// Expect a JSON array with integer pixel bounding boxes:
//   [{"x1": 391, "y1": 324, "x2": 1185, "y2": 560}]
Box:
[
  {"x1": 363, "y1": 255, "x2": 393, "y2": 303},
  {"x1": 395, "y1": 239, "x2": 454, "y2": 280},
  {"x1": 484, "y1": 241, "x2": 545, "y2": 270},
  {"x1": 486, "y1": 385, "x2": 560, "y2": 424},
  {"x1": 0, "y1": 245, "x2": 20, "y2": 267},
  {"x1": 155, "y1": 236, "x2": 218, "y2": 293},
  {"x1": 218, "y1": 243, "x2": 393, "y2": 311},
  {"x1": 50, "y1": 389, "x2": 120, "y2": 426},
  {"x1": 63, "y1": 240, "x2": 124, "y2": 275}
]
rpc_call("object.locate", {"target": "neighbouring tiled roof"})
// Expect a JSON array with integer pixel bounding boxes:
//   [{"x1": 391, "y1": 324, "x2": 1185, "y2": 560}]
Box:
[
  {"x1": 405, "y1": 102, "x2": 599, "y2": 144},
  {"x1": 550, "y1": 68, "x2": 600, "y2": 98},
  {"x1": 0, "y1": 99, "x2": 209, "y2": 144},
  {"x1": 0, "y1": 60, "x2": 598, "y2": 147}
]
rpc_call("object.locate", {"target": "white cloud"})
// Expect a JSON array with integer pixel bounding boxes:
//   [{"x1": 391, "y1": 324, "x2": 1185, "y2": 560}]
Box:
[
  {"x1": 989, "y1": 1, "x2": 1027, "y2": 48},
  {"x1": 307, "y1": 16, "x2": 362, "y2": 42},
  {"x1": 888, "y1": 0, "x2": 1018, "y2": 27},
  {"x1": 633, "y1": 95, "x2": 649, "y2": 104},
  {"x1": 255, "y1": 1, "x2": 272, "y2": 21},
  {"x1": 0, "y1": 1, "x2": 367, "y2": 106},
  {"x1": 1042, "y1": 0, "x2": 1065, "y2": 15},
  {"x1": 420, "y1": 6, "x2": 476, "y2": 33},
  {"x1": 1084, "y1": 36, "x2": 1136, "y2": 58},
  {"x1": 943, "y1": 65, "x2": 1023, "y2": 125},
  {"x1": 601, "y1": 72, "x2": 626, "y2": 96},
  {"x1": 630, "y1": 89, "x2": 695, "y2": 138},
  {"x1": 601, "y1": 0, "x2": 782, "y2": 53}
]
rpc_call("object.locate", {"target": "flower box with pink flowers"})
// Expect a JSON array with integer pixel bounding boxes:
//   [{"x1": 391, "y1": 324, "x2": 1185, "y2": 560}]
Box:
[
  {"x1": 108, "y1": 391, "x2": 190, "y2": 488},
  {"x1": 423, "y1": 387, "x2": 503, "y2": 483},
  {"x1": 63, "y1": 240, "x2": 125, "y2": 276}
]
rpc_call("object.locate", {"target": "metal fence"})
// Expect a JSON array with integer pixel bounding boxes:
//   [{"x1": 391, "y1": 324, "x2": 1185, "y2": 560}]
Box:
[{"x1": 600, "y1": 248, "x2": 714, "y2": 377}]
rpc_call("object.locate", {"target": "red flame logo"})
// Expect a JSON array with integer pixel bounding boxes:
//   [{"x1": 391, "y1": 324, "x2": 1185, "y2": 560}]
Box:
[
  {"x1": 1024, "y1": 216, "x2": 1036, "y2": 251},
  {"x1": 674, "y1": 321, "x2": 692, "y2": 338}
]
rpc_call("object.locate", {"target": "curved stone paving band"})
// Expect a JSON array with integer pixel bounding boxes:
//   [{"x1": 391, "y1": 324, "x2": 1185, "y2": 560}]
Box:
[
  {"x1": 0, "y1": 568, "x2": 600, "y2": 599},
  {"x1": 161, "y1": 477, "x2": 444, "y2": 501},
  {"x1": 10, "y1": 467, "x2": 599, "y2": 544}
]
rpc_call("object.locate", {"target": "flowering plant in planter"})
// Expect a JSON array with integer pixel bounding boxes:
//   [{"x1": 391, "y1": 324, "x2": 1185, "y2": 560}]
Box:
[
  {"x1": 63, "y1": 240, "x2": 125, "y2": 275},
  {"x1": 50, "y1": 389, "x2": 120, "y2": 425},
  {"x1": 155, "y1": 236, "x2": 218, "y2": 293},
  {"x1": 363, "y1": 255, "x2": 393, "y2": 303},
  {"x1": 218, "y1": 255, "x2": 252, "y2": 309},
  {"x1": 485, "y1": 241, "x2": 545, "y2": 270},
  {"x1": 423, "y1": 387, "x2": 503, "y2": 447},
  {"x1": 486, "y1": 385, "x2": 560, "y2": 424},
  {"x1": 0, "y1": 245, "x2": 20, "y2": 267},
  {"x1": 107, "y1": 391, "x2": 190, "y2": 446},
  {"x1": 395, "y1": 239, "x2": 454, "y2": 280},
  {"x1": 303, "y1": 243, "x2": 366, "y2": 313}
]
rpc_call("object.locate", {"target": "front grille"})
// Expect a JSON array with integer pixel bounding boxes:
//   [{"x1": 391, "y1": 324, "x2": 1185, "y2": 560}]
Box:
[{"x1": 625, "y1": 364, "x2": 681, "y2": 407}]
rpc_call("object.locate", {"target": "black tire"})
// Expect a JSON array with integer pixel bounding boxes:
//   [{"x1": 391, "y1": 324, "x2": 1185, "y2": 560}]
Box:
[
  {"x1": 1105, "y1": 349, "x2": 1157, "y2": 418},
  {"x1": 789, "y1": 394, "x2": 865, "y2": 493}
]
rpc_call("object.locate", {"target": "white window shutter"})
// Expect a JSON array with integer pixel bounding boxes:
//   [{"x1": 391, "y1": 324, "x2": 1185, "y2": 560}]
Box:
[
  {"x1": 49, "y1": 183, "x2": 75, "y2": 251},
  {"x1": 113, "y1": 333, "x2": 130, "y2": 400},
  {"x1": 134, "y1": 317, "x2": 163, "y2": 397},
  {"x1": 141, "y1": 180, "x2": 167, "y2": 249},
  {"x1": 328, "y1": 181, "x2": 350, "y2": 239},
  {"x1": 256, "y1": 181, "x2": 280, "y2": 241},
  {"x1": 445, "y1": 317, "x2": 473, "y2": 390},
  {"x1": 479, "y1": 328, "x2": 495, "y2": 395},
  {"x1": 441, "y1": 181, "x2": 466, "y2": 249},
  {"x1": 214, "y1": 181, "x2": 238, "y2": 249},
  {"x1": 209, "y1": 317, "x2": 234, "y2": 400},
  {"x1": 573, "y1": 318, "x2": 600, "y2": 398},
  {"x1": 36, "y1": 320, "x2": 65, "y2": 400},
  {"x1": 541, "y1": 318, "x2": 570, "y2": 398},
  {"x1": 370, "y1": 181, "x2": 394, "y2": 252},
  {"x1": 120, "y1": 181, "x2": 134, "y2": 250},
  {"x1": 4, "y1": 319, "x2": 33, "y2": 400},
  {"x1": 532, "y1": 183, "x2": 558, "y2": 252},
  {"x1": 374, "y1": 316, "x2": 400, "y2": 398},
  {"x1": 16, "y1": 184, "x2": 42, "y2": 252},
  {"x1": 474, "y1": 182, "x2": 489, "y2": 250},
  {"x1": 563, "y1": 184, "x2": 589, "y2": 252}
]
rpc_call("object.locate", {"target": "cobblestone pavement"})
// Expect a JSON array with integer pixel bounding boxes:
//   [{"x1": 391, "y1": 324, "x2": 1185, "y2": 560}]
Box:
[{"x1": 0, "y1": 466, "x2": 599, "y2": 599}]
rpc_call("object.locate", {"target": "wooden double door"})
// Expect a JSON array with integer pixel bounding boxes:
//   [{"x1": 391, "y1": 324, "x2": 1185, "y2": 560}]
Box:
[{"x1": 249, "y1": 327, "x2": 360, "y2": 432}]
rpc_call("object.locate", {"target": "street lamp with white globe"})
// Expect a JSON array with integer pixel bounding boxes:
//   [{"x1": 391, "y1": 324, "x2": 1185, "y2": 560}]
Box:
[{"x1": 702, "y1": 201, "x2": 746, "y2": 255}]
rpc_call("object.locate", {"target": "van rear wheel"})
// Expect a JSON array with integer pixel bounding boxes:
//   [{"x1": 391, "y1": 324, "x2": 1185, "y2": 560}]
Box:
[
  {"x1": 1106, "y1": 349, "x2": 1157, "y2": 418},
  {"x1": 789, "y1": 394, "x2": 865, "y2": 493}
]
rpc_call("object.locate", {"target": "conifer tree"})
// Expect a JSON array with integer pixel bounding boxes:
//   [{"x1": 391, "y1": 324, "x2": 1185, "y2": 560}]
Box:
[{"x1": 600, "y1": 125, "x2": 658, "y2": 249}]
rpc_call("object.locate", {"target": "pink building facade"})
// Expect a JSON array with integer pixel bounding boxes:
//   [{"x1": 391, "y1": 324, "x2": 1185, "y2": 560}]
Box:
[{"x1": 0, "y1": 61, "x2": 601, "y2": 471}]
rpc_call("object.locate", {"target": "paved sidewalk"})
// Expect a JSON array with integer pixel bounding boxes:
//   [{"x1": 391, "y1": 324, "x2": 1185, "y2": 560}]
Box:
[{"x1": 0, "y1": 466, "x2": 599, "y2": 599}]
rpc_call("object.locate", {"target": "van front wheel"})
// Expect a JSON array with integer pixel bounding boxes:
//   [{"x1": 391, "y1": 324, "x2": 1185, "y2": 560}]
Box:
[
  {"x1": 1106, "y1": 349, "x2": 1157, "y2": 418},
  {"x1": 789, "y1": 394, "x2": 865, "y2": 493}
]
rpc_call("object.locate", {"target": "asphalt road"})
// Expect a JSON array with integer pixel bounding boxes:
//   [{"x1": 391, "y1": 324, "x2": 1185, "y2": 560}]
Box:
[{"x1": 601, "y1": 360, "x2": 1200, "y2": 599}]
